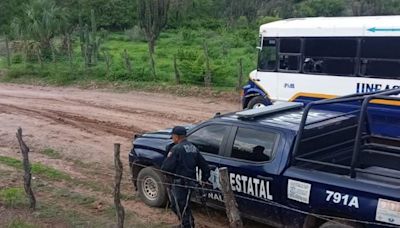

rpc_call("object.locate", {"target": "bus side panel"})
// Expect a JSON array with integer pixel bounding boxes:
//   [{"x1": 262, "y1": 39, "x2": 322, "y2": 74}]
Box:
[{"x1": 279, "y1": 73, "x2": 400, "y2": 102}]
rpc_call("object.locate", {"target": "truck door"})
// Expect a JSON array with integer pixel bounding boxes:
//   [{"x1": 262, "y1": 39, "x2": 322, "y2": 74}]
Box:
[
  {"x1": 217, "y1": 125, "x2": 284, "y2": 227},
  {"x1": 186, "y1": 123, "x2": 232, "y2": 207}
]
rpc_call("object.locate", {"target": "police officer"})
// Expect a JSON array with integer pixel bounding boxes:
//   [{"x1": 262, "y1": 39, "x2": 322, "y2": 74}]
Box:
[{"x1": 161, "y1": 126, "x2": 210, "y2": 228}]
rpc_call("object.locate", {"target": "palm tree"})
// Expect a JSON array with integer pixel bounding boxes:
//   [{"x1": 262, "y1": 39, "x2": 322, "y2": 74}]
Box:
[{"x1": 12, "y1": 0, "x2": 67, "y2": 59}]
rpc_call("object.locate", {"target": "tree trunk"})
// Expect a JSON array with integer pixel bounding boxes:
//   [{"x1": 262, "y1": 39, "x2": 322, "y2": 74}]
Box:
[
  {"x1": 36, "y1": 47, "x2": 43, "y2": 69},
  {"x1": 237, "y1": 58, "x2": 243, "y2": 92},
  {"x1": 148, "y1": 39, "x2": 156, "y2": 78},
  {"x1": 67, "y1": 34, "x2": 73, "y2": 68},
  {"x1": 5, "y1": 35, "x2": 11, "y2": 68},
  {"x1": 203, "y1": 40, "x2": 212, "y2": 87},
  {"x1": 123, "y1": 49, "x2": 132, "y2": 75}
]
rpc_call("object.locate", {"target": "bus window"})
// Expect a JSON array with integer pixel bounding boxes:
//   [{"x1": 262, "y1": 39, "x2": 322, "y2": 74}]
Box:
[
  {"x1": 360, "y1": 38, "x2": 400, "y2": 79},
  {"x1": 279, "y1": 38, "x2": 301, "y2": 72},
  {"x1": 303, "y1": 38, "x2": 357, "y2": 76},
  {"x1": 258, "y1": 39, "x2": 277, "y2": 71}
]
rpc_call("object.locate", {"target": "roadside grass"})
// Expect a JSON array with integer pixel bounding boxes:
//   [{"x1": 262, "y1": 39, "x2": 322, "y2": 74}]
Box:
[
  {"x1": 0, "y1": 155, "x2": 169, "y2": 227},
  {"x1": 0, "y1": 187, "x2": 27, "y2": 208},
  {"x1": 6, "y1": 218, "x2": 38, "y2": 228},
  {"x1": 1, "y1": 28, "x2": 256, "y2": 92},
  {"x1": 39, "y1": 148, "x2": 61, "y2": 159},
  {"x1": 0, "y1": 156, "x2": 71, "y2": 181}
]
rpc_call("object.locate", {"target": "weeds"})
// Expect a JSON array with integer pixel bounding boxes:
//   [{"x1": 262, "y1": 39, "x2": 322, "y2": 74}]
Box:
[
  {"x1": 0, "y1": 156, "x2": 70, "y2": 181},
  {"x1": 39, "y1": 148, "x2": 61, "y2": 159},
  {"x1": 0, "y1": 187, "x2": 27, "y2": 208},
  {"x1": 7, "y1": 218, "x2": 38, "y2": 228}
]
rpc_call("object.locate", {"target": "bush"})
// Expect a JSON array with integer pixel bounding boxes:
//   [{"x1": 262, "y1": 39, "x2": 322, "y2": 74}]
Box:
[
  {"x1": 11, "y1": 53, "x2": 23, "y2": 64},
  {"x1": 236, "y1": 16, "x2": 249, "y2": 28},
  {"x1": 180, "y1": 29, "x2": 195, "y2": 45},
  {"x1": 125, "y1": 25, "x2": 147, "y2": 42}
]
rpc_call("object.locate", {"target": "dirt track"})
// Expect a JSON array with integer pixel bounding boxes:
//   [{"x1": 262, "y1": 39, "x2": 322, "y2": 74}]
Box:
[
  {"x1": 0, "y1": 84, "x2": 239, "y2": 162},
  {"x1": 0, "y1": 83, "x2": 245, "y2": 227}
]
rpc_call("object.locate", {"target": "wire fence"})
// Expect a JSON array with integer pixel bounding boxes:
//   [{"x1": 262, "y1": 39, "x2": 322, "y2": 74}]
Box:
[
  {"x1": 123, "y1": 161, "x2": 399, "y2": 228},
  {"x1": 0, "y1": 37, "x2": 246, "y2": 89}
]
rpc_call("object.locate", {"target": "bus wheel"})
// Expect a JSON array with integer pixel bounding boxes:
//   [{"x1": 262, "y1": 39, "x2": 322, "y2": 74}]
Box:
[{"x1": 247, "y1": 96, "x2": 271, "y2": 109}]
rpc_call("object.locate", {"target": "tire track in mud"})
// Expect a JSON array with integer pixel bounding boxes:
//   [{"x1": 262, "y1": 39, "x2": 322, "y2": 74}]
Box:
[
  {"x1": 0, "y1": 94, "x2": 200, "y2": 123},
  {"x1": 0, "y1": 103, "x2": 143, "y2": 138}
]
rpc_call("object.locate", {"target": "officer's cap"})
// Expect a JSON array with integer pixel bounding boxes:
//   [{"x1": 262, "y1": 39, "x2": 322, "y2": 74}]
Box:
[{"x1": 172, "y1": 126, "x2": 187, "y2": 136}]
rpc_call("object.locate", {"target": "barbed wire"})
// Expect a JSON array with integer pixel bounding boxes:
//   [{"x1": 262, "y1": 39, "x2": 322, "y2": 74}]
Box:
[{"x1": 123, "y1": 162, "x2": 398, "y2": 228}]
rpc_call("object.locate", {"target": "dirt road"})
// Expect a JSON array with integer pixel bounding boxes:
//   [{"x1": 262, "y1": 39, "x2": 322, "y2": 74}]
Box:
[{"x1": 0, "y1": 84, "x2": 253, "y2": 227}]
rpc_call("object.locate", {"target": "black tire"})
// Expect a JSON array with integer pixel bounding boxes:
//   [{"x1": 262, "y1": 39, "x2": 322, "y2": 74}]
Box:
[
  {"x1": 247, "y1": 95, "x2": 271, "y2": 109},
  {"x1": 137, "y1": 167, "x2": 167, "y2": 207},
  {"x1": 319, "y1": 221, "x2": 359, "y2": 228}
]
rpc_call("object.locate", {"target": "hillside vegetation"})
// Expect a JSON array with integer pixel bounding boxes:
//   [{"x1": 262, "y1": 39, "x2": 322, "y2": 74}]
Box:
[{"x1": 0, "y1": 0, "x2": 400, "y2": 90}]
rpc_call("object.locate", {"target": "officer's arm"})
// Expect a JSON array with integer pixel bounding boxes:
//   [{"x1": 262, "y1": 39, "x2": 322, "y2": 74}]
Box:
[
  {"x1": 161, "y1": 148, "x2": 178, "y2": 173},
  {"x1": 197, "y1": 152, "x2": 210, "y2": 181}
]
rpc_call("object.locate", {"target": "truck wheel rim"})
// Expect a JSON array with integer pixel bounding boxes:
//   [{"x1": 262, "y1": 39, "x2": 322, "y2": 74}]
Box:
[
  {"x1": 143, "y1": 177, "x2": 158, "y2": 200},
  {"x1": 253, "y1": 103, "x2": 266, "y2": 108}
]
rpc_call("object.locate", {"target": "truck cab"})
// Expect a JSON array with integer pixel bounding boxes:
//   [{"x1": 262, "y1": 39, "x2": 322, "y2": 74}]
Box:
[{"x1": 129, "y1": 89, "x2": 400, "y2": 227}]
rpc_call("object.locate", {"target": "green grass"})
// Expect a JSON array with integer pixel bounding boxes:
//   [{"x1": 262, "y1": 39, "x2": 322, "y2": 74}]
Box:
[
  {"x1": 0, "y1": 156, "x2": 70, "y2": 181},
  {"x1": 39, "y1": 148, "x2": 61, "y2": 159},
  {"x1": 0, "y1": 187, "x2": 27, "y2": 208},
  {"x1": 7, "y1": 218, "x2": 38, "y2": 228},
  {"x1": 1, "y1": 27, "x2": 257, "y2": 89}
]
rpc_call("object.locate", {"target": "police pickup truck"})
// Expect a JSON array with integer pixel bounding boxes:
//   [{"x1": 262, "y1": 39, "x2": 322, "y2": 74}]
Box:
[{"x1": 129, "y1": 89, "x2": 400, "y2": 228}]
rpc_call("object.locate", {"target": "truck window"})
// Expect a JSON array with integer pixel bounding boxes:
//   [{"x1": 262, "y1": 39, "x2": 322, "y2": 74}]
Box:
[
  {"x1": 188, "y1": 125, "x2": 230, "y2": 155},
  {"x1": 230, "y1": 128, "x2": 278, "y2": 162},
  {"x1": 258, "y1": 39, "x2": 277, "y2": 71}
]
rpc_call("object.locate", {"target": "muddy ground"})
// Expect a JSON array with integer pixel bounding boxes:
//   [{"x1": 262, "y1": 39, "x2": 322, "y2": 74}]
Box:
[{"x1": 0, "y1": 84, "x2": 265, "y2": 227}]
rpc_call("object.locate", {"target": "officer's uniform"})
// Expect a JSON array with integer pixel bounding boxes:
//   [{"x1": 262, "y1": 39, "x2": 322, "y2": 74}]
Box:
[{"x1": 161, "y1": 127, "x2": 210, "y2": 228}]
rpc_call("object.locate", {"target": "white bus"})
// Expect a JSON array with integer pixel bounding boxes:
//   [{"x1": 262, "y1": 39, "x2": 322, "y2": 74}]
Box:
[{"x1": 242, "y1": 16, "x2": 400, "y2": 109}]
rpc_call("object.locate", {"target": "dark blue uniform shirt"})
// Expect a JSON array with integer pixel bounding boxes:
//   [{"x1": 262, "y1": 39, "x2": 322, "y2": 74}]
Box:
[{"x1": 161, "y1": 139, "x2": 210, "y2": 182}]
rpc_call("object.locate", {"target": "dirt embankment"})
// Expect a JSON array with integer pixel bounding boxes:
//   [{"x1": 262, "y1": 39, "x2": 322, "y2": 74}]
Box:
[{"x1": 0, "y1": 83, "x2": 252, "y2": 227}]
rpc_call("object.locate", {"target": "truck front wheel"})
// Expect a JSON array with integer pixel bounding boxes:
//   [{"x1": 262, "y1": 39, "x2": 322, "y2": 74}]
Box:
[
  {"x1": 247, "y1": 95, "x2": 272, "y2": 109},
  {"x1": 137, "y1": 167, "x2": 167, "y2": 207}
]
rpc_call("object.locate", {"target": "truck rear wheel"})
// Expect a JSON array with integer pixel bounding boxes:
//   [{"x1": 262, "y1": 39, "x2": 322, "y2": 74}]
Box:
[
  {"x1": 319, "y1": 221, "x2": 360, "y2": 228},
  {"x1": 137, "y1": 167, "x2": 167, "y2": 207},
  {"x1": 247, "y1": 95, "x2": 271, "y2": 109}
]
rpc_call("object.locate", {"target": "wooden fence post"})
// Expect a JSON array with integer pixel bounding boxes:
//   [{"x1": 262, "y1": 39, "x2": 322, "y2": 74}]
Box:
[
  {"x1": 203, "y1": 40, "x2": 212, "y2": 88},
  {"x1": 5, "y1": 34, "x2": 11, "y2": 68},
  {"x1": 173, "y1": 55, "x2": 180, "y2": 84},
  {"x1": 237, "y1": 58, "x2": 243, "y2": 92},
  {"x1": 16, "y1": 127, "x2": 36, "y2": 210},
  {"x1": 219, "y1": 167, "x2": 243, "y2": 228},
  {"x1": 114, "y1": 143, "x2": 125, "y2": 228},
  {"x1": 122, "y1": 49, "x2": 133, "y2": 75}
]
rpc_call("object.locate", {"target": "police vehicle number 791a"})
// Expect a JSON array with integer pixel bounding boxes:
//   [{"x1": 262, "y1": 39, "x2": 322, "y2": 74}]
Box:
[{"x1": 129, "y1": 89, "x2": 400, "y2": 227}]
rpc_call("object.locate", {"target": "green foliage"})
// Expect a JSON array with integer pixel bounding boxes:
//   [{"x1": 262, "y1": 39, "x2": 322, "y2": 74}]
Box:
[
  {"x1": 0, "y1": 187, "x2": 27, "y2": 208},
  {"x1": 125, "y1": 25, "x2": 147, "y2": 42},
  {"x1": 293, "y1": 0, "x2": 346, "y2": 17},
  {"x1": 256, "y1": 16, "x2": 281, "y2": 26}
]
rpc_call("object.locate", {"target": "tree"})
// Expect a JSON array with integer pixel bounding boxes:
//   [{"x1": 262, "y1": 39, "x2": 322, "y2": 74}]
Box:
[
  {"x1": 137, "y1": 0, "x2": 170, "y2": 77},
  {"x1": 293, "y1": 0, "x2": 345, "y2": 17},
  {"x1": 11, "y1": 0, "x2": 66, "y2": 58}
]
